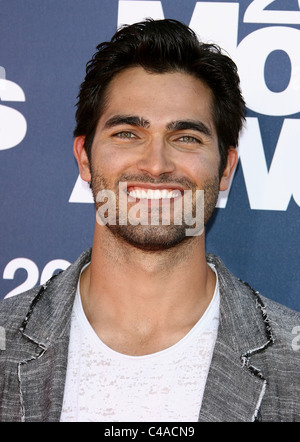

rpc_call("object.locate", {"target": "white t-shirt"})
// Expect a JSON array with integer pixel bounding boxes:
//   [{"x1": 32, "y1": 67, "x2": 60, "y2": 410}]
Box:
[{"x1": 60, "y1": 264, "x2": 220, "y2": 422}]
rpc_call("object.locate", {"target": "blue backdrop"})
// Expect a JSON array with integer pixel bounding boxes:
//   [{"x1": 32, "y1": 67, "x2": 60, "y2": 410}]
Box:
[{"x1": 0, "y1": 0, "x2": 299, "y2": 311}]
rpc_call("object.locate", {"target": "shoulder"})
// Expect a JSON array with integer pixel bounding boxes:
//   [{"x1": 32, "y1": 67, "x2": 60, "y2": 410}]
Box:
[
  {"x1": 0, "y1": 287, "x2": 40, "y2": 329},
  {"x1": 0, "y1": 248, "x2": 92, "y2": 332},
  {"x1": 261, "y1": 293, "x2": 300, "y2": 323},
  {"x1": 207, "y1": 251, "x2": 300, "y2": 320},
  {"x1": 207, "y1": 251, "x2": 300, "y2": 354},
  {"x1": 259, "y1": 294, "x2": 300, "y2": 352}
]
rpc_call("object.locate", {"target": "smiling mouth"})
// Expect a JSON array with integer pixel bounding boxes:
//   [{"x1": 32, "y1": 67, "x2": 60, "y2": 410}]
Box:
[
  {"x1": 127, "y1": 186, "x2": 182, "y2": 200},
  {"x1": 128, "y1": 188, "x2": 182, "y2": 200}
]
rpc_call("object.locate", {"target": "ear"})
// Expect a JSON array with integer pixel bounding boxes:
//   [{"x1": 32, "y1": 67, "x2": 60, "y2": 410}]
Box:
[
  {"x1": 219, "y1": 147, "x2": 238, "y2": 191},
  {"x1": 73, "y1": 136, "x2": 92, "y2": 183}
]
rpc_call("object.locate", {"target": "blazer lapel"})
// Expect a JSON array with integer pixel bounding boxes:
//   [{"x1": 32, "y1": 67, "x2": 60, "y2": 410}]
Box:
[
  {"x1": 200, "y1": 254, "x2": 275, "y2": 422},
  {"x1": 198, "y1": 330, "x2": 267, "y2": 422},
  {"x1": 17, "y1": 249, "x2": 92, "y2": 421}
]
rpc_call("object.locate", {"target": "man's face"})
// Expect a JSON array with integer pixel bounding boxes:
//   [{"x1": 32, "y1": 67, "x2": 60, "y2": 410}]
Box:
[{"x1": 84, "y1": 67, "x2": 232, "y2": 251}]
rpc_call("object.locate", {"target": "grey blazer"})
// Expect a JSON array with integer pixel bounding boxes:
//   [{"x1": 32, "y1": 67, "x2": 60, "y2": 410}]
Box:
[{"x1": 0, "y1": 248, "x2": 299, "y2": 422}]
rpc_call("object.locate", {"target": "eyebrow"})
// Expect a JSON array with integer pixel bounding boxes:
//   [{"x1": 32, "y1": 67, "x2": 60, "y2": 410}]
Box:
[
  {"x1": 167, "y1": 120, "x2": 213, "y2": 138},
  {"x1": 104, "y1": 115, "x2": 150, "y2": 129},
  {"x1": 104, "y1": 114, "x2": 213, "y2": 138}
]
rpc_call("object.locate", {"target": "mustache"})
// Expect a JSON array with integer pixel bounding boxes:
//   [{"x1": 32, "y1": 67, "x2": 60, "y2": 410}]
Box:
[{"x1": 116, "y1": 173, "x2": 197, "y2": 190}]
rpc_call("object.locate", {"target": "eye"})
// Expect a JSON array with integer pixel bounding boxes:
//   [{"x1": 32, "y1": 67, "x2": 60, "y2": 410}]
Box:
[
  {"x1": 114, "y1": 131, "x2": 137, "y2": 139},
  {"x1": 177, "y1": 135, "x2": 201, "y2": 144},
  {"x1": 178, "y1": 135, "x2": 200, "y2": 144}
]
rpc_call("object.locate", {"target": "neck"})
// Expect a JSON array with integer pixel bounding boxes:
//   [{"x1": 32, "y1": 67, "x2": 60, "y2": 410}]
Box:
[{"x1": 80, "y1": 223, "x2": 216, "y2": 355}]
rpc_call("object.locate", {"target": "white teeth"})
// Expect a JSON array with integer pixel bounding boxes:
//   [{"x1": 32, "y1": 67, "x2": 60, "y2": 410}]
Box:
[{"x1": 128, "y1": 188, "x2": 181, "y2": 199}]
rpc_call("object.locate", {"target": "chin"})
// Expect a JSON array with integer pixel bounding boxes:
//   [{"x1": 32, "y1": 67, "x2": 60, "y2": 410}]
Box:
[{"x1": 106, "y1": 224, "x2": 192, "y2": 252}]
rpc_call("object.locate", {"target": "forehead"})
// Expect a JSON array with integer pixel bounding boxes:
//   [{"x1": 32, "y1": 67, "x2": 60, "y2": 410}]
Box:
[{"x1": 100, "y1": 66, "x2": 216, "y2": 132}]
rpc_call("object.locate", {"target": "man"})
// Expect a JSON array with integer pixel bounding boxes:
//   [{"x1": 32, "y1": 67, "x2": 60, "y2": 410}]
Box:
[{"x1": 0, "y1": 19, "x2": 299, "y2": 422}]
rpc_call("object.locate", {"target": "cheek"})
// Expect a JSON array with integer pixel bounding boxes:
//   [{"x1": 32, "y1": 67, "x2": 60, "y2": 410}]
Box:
[
  {"x1": 182, "y1": 155, "x2": 219, "y2": 186},
  {"x1": 91, "y1": 144, "x2": 130, "y2": 177}
]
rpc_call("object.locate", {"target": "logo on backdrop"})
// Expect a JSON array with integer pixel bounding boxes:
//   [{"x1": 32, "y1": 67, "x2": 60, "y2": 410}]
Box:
[
  {"x1": 69, "y1": 0, "x2": 300, "y2": 211},
  {"x1": 0, "y1": 67, "x2": 27, "y2": 150}
]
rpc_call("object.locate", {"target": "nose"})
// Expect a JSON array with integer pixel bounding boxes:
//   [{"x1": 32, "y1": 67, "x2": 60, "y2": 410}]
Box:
[{"x1": 136, "y1": 138, "x2": 175, "y2": 178}]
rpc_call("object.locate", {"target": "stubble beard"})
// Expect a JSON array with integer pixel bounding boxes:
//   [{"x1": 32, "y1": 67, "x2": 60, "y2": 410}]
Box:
[{"x1": 90, "y1": 170, "x2": 220, "y2": 252}]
